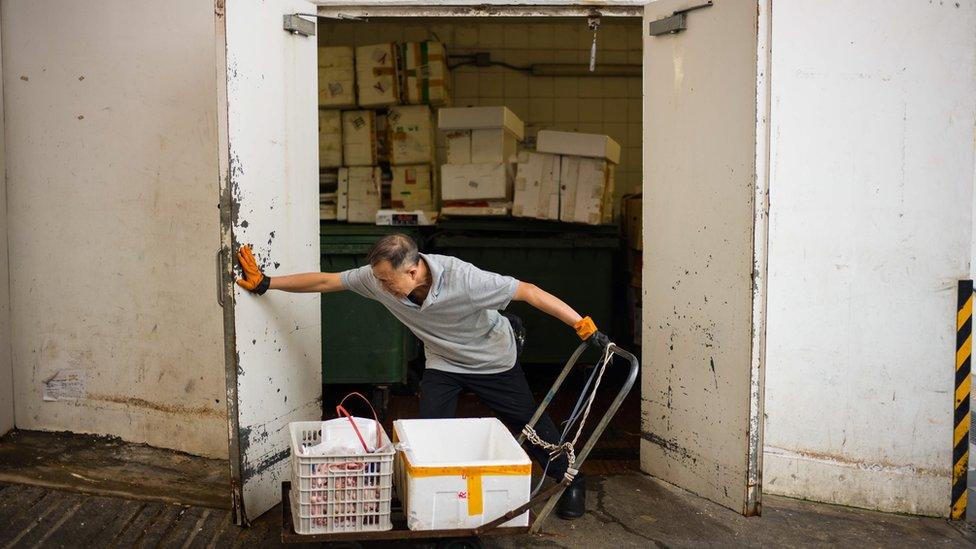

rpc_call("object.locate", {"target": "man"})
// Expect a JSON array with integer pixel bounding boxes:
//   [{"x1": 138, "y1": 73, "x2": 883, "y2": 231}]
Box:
[{"x1": 235, "y1": 234, "x2": 610, "y2": 519}]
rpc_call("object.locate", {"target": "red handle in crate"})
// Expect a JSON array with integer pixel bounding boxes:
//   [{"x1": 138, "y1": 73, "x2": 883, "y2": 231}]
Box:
[{"x1": 335, "y1": 392, "x2": 382, "y2": 453}]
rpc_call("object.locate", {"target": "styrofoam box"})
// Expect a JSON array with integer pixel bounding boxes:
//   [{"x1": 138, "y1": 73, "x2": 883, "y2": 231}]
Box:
[
  {"x1": 391, "y1": 165, "x2": 434, "y2": 211},
  {"x1": 343, "y1": 166, "x2": 382, "y2": 223},
  {"x1": 342, "y1": 111, "x2": 377, "y2": 166},
  {"x1": 401, "y1": 41, "x2": 450, "y2": 106},
  {"x1": 318, "y1": 109, "x2": 342, "y2": 168},
  {"x1": 337, "y1": 168, "x2": 349, "y2": 221},
  {"x1": 441, "y1": 163, "x2": 513, "y2": 201},
  {"x1": 560, "y1": 156, "x2": 615, "y2": 225},
  {"x1": 318, "y1": 46, "x2": 356, "y2": 108},
  {"x1": 437, "y1": 106, "x2": 525, "y2": 141},
  {"x1": 513, "y1": 152, "x2": 560, "y2": 220},
  {"x1": 445, "y1": 130, "x2": 472, "y2": 164},
  {"x1": 537, "y1": 130, "x2": 621, "y2": 164},
  {"x1": 471, "y1": 129, "x2": 519, "y2": 164},
  {"x1": 289, "y1": 419, "x2": 394, "y2": 535},
  {"x1": 440, "y1": 201, "x2": 511, "y2": 216},
  {"x1": 393, "y1": 418, "x2": 530, "y2": 530},
  {"x1": 388, "y1": 105, "x2": 435, "y2": 166},
  {"x1": 356, "y1": 43, "x2": 399, "y2": 107}
]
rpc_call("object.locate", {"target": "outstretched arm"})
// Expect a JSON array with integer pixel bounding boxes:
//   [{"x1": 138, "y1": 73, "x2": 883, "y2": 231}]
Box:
[
  {"x1": 236, "y1": 246, "x2": 345, "y2": 294},
  {"x1": 512, "y1": 281, "x2": 610, "y2": 350},
  {"x1": 512, "y1": 282, "x2": 583, "y2": 327},
  {"x1": 269, "y1": 272, "x2": 343, "y2": 293}
]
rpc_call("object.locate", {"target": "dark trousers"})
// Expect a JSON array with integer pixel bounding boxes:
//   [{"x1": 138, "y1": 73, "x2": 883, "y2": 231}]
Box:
[{"x1": 419, "y1": 363, "x2": 570, "y2": 480}]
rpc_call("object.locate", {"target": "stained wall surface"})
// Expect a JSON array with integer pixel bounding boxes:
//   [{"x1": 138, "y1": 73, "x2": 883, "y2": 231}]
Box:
[
  {"x1": 763, "y1": 0, "x2": 976, "y2": 516},
  {"x1": 1, "y1": 0, "x2": 227, "y2": 458}
]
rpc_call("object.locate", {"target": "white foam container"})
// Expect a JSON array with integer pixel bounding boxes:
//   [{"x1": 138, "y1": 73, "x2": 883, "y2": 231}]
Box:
[
  {"x1": 393, "y1": 418, "x2": 531, "y2": 531},
  {"x1": 289, "y1": 419, "x2": 395, "y2": 535}
]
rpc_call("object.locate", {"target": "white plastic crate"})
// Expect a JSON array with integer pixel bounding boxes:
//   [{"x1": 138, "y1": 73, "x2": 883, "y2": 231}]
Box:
[
  {"x1": 393, "y1": 418, "x2": 531, "y2": 530},
  {"x1": 289, "y1": 418, "x2": 395, "y2": 535}
]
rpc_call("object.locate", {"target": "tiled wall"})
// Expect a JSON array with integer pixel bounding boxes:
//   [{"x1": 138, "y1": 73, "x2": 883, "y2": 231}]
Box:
[{"x1": 318, "y1": 17, "x2": 643, "y2": 208}]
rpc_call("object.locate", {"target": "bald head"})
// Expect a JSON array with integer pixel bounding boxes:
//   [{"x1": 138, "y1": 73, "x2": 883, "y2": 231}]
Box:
[{"x1": 367, "y1": 233, "x2": 420, "y2": 270}]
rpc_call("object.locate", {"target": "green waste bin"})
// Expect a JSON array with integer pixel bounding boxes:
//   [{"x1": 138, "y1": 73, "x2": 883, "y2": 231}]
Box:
[
  {"x1": 320, "y1": 225, "x2": 421, "y2": 384},
  {"x1": 431, "y1": 234, "x2": 620, "y2": 364}
]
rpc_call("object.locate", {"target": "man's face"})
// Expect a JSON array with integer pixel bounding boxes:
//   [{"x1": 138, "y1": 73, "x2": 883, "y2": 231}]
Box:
[{"x1": 371, "y1": 259, "x2": 421, "y2": 299}]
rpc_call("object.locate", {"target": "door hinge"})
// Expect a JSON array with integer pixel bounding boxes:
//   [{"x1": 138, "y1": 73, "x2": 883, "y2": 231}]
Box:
[
  {"x1": 648, "y1": 1, "x2": 713, "y2": 37},
  {"x1": 283, "y1": 14, "x2": 316, "y2": 37}
]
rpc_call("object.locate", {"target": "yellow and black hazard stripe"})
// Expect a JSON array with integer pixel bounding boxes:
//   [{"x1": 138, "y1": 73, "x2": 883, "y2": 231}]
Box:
[{"x1": 952, "y1": 280, "x2": 972, "y2": 519}]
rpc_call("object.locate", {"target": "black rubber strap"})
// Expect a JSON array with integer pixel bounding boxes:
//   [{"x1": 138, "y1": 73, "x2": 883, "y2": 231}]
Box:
[{"x1": 254, "y1": 275, "x2": 271, "y2": 295}]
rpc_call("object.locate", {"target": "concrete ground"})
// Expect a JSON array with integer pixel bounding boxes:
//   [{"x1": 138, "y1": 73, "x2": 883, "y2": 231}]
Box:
[{"x1": 2, "y1": 472, "x2": 975, "y2": 548}]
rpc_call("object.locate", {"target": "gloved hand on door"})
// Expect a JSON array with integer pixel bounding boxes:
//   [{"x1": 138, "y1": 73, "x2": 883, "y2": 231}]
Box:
[{"x1": 236, "y1": 245, "x2": 271, "y2": 295}]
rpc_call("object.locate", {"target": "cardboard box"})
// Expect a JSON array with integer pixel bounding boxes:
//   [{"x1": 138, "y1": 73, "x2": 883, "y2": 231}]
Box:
[
  {"x1": 440, "y1": 201, "x2": 511, "y2": 216},
  {"x1": 537, "y1": 130, "x2": 621, "y2": 164},
  {"x1": 343, "y1": 166, "x2": 382, "y2": 223},
  {"x1": 356, "y1": 43, "x2": 399, "y2": 107},
  {"x1": 318, "y1": 109, "x2": 342, "y2": 168},
  {"x1": 318, "y1": 46, "x2": 356, "y2": 108},
  {"x1": 391, "y1": 165, "x2": 434, "y2": 211},
  {"x1": 560, "y1": 156, "x2": 615, "y2": 225},
  {"x1": 622, "y1": 193, "x2": 643, "y2": 250},
  {"x1": 388, "y1": 105, "x2": 435, "y2": 165},
  {"x1": 342, "y1": 110, "x2": 377, "y2": 166},
  {"x1": 513, "y1": 152, "x2": 560, "y2": 220},
  {"x1": 445, "y1": 130, "x2": 471, "y2": 164},
  {"x1": 441, "y1": 163, "x2": 514, "y2": 201},
  {"x1": 437, "y1": 106, "x2": 525, "y2": 140},
  {"x1": 401, "y1": 41, "x2": 450, "y2": 106},
  {"x1": 471, "y1": 129, "x2": 519, "y2": 164}
]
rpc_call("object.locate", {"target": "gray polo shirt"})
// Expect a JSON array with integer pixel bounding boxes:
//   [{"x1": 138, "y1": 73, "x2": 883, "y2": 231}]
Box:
[{"x1": 339, "y1": 253, "x2": 519, "y2": 375}]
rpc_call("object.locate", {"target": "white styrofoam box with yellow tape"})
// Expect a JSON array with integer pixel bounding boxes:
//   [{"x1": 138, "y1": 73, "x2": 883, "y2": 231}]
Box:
[
  {"x1": 342, "y1": 110, "x2": 377, "y2": 166},
  {"x1": 437, "y1": 106, "x2": 525, "y2": 140},
  {"x1": 401, "y1": 41, "x2": 450, "y2": 106},
  {"x1": 388, "y1": 105, "x2": 435, "y2": 166},
  {"x1": 513, "y1": 152, "x2": 560, "y2": 220},
  {"x1": 356, "y1": 43, "x2": 400, "y2": 107},
  {"x1": 393, "y1": 418, "x2": 530, "y2": 530},
  {"x1": 318, "y1": 109, "x2": 342, "y2": 168},
  {"x1": 440, "y1": 163, "x2": 513, "y2": 201},
  {"x1": 343, "y1": 166, "x2": 382, "y2": 223},
  {"x1": 318, "y1": 46, "x2": 356, "y2": 108},
  {"x1": 391, "y1": 165, "x2": 434, "y2": 211},
  {"x1": 537, "y1": 130, "x2": 621, "y2": 164},
  {"x1": 560, "y1": 156, "x2": 615, "y2": 225}
]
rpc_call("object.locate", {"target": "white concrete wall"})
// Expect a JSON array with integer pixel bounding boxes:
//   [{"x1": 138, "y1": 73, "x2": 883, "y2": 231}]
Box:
[
  {"x1": 1, "y1": 0, "x2": 227, "y2": 458},
  {"x1": 0, "y1": 17, "x2": 12, "y2": 437},
  {"x1": 764, "y1": 0, "x2": 976, "y2": 516}
]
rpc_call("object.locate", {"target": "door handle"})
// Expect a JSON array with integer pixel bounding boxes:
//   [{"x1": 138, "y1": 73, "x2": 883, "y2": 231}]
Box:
[{"x1": 216, "y1": 248, "x2": 224, "y2": 307}]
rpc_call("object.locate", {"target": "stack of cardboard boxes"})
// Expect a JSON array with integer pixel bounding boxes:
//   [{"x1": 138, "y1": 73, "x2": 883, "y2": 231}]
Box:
[
  {"x1": 513, "y1": 130, "x2": 620, "y2": 225},
  {"x1": 318, "y1": 41, "x2": 447, "y2": 224},
  {"x1": 622, "y1": 194, "x2": 643, "y2": 345},
  {"x1": 438, "y1": 107, "x2": 524, "y2": 216}
]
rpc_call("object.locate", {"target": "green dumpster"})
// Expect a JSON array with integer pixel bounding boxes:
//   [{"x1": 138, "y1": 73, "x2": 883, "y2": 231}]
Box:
[
  {"x1": 430, "y1": 234, "x2": 620, "y2": 364},
  {"x1": 320, "y1": 225, "x2": 420, "y2": 384}
]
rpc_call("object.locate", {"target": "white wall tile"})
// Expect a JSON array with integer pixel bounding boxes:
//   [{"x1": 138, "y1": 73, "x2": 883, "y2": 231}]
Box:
[
  {"x1": 578, "y1": 77, "x2": 603, "y2": 98},
  {"x1": 478, "y1": 23, "x2": 506, "y2": 48},
  {"x1": 554, "y1": 98, "x2": 579, "y2": 122},
  {"x1": 528, "y1": 23, "x2": 555, "y2": 49},
  {"x1": 529, "y1": 77, "x2": 555, "y2": 98},
  {"x1": 603, "y1": 98, "x2": 629, "y2": 123},
  {"x1": 553, "y1": 77, "x2": 579, "y2": 98},
  {"x1": 578, "y1": 98, "x2": 603, "y2": 122}
]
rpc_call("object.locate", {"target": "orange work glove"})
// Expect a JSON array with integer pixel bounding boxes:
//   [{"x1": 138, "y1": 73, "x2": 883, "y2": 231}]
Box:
[
  {"x1": 236, "y1": 245, "x2": 271, "y2": 295},
  {"x1": 574, "y1": 316, "x2": 611, "y2": 351}
]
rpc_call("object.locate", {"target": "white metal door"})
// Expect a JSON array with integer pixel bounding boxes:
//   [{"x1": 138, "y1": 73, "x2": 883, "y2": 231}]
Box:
[
  {"x1": 640, "y1": 0, "x2": 769, "y2": 515},
  {"x1": 216, "y1": 0, "x2": 321, "y2": 524}
]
